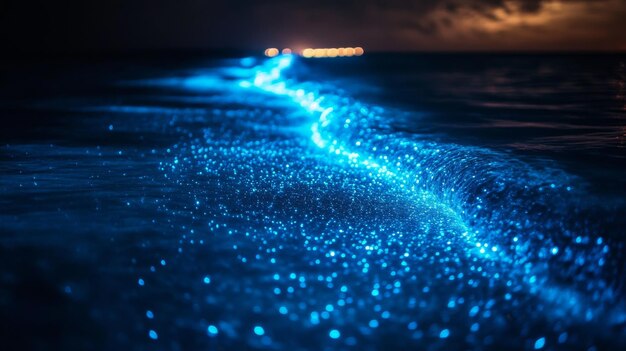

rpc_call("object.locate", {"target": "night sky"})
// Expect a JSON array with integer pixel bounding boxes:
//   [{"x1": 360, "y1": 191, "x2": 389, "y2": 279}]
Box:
[{"x1": 2, "y1": 0, "x2": 626, "y2": 53}]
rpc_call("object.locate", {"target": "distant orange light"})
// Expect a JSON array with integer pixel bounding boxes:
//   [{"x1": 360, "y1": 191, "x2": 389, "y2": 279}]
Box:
[
  {"x1": 265, "y1": 48, "x2": 279, "y2": 57},
  {"x1": 266, "y1": 46, "x2": 365, "y2": 59},
  {"x1": 313, "y1": 48, "x2": 325, "y2": 58}
]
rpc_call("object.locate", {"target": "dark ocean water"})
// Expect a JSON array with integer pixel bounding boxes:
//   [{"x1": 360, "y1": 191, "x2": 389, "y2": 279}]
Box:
[{"x1": 0, "y1": 53, "x2": 625, "y2": 351}]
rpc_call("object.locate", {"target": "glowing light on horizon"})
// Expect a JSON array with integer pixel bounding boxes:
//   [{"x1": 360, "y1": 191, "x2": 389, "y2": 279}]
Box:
[
  {"x1": 264, "y1": 48, "x2": 280, "y2": 57},
  {"x1": 269, "y1": 47, "x2": 365, "y2": 58}
]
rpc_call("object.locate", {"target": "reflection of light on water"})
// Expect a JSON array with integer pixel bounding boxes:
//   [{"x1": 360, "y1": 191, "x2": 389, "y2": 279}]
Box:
[
  {"x1": 140, "y1": 54, "x2": 626, "y2": 350},
  {"x1": 235, "y1": 54, "x2": 624, "y2": 342},
  {"x1": 2, "y1": 51, "x2": 624, "y2": 350}
]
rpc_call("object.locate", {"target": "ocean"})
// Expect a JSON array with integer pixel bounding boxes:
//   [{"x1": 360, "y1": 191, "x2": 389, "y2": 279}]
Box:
[{"x1": 1, "y1": 53, "x2": 625, "y2": 350}]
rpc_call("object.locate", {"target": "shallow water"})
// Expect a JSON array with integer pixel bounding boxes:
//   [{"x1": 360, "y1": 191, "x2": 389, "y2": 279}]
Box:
[{"x1": 1, "y1": 54, "x2": 625, "y2": 350}]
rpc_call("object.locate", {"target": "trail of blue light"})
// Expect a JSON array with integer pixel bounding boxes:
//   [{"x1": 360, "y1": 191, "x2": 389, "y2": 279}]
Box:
[
  {"x1": 243, "y1": 55, "x2": 499, "y2": 256},
  {"x1": 239, "y1": 55, "x2": 623, "y2": 326},
  {"x1": 142, "y1": 55, "x2": 624, "y2": 349}
]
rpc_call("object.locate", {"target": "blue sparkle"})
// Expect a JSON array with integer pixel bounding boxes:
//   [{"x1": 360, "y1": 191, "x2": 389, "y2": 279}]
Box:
[
  {"x1": 439, "y1": 329, "x2": 450, "y2": 339},
  {"x1": 329, "y1": 329, "x2": 341, "y2": 339},
  {"x1": 207, "y1": 325, "x2": 218, "y2": 336},
  {"x1": 253, "y1": 326, "x2": 265, "y2": 336},
  {"x1": 534, "y1": 337, "x2": 546, "y2": 349},
  {"x1": 469, "y1": 306, "x2": 479, "y2": 317}
]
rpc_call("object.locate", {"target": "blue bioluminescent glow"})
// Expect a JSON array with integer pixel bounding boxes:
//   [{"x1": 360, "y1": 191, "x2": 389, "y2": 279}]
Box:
[
  {"x1": 150, "y1": 54, "x2": 626, "y2": 349},
  {"x1": 237, "y1": 55, "x2": 622, "y2": 326},
  {"x1": 254, "y1": 325, "x2": 265, "y2": 336},
  {"x1": 3, "y1": 54, "x2": 624, "y2": 351},
  {"x1": 138, "y1": 54, "x2": 626, "y2": 350}
]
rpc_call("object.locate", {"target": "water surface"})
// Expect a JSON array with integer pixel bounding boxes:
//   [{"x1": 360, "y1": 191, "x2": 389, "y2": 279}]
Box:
[{"x1": 1, "y1": 53, "x2": 625, "y2": 350}]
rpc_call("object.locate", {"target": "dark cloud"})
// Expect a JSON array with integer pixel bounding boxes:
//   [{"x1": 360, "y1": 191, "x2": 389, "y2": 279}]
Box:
[{"x1": 516, "y1": 0, "x2": 544, "y2": 12}]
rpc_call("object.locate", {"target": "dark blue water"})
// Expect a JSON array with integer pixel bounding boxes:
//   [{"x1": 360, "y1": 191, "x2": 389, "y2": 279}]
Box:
[{"x1": 1, "y1": 54, "x2": 625, "y2": 350}]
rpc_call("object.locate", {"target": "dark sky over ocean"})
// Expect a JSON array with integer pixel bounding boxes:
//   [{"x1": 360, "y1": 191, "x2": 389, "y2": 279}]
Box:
[{"x1": 2, "y1": 0, "x2": 626, "y2": 53}]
